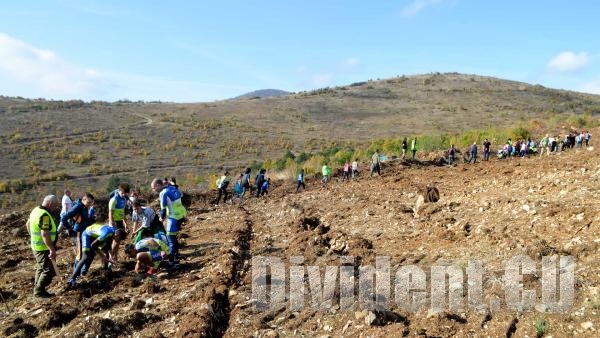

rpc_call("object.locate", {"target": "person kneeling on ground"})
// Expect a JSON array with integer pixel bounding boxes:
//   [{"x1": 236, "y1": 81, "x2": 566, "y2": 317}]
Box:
[{"x1": 124, "y1": 234, "x2": 170, "y2": 275}]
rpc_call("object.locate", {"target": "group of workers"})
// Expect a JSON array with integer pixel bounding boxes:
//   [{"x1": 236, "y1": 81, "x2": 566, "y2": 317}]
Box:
[{"x1": 26, "y1": 178, "x2": 187, "y2": 298}]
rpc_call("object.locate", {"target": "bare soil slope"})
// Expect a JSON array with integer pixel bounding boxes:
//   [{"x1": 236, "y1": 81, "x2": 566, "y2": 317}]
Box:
[{"x1": 2, "y1": 140, "x2": 600, "y2": 337}]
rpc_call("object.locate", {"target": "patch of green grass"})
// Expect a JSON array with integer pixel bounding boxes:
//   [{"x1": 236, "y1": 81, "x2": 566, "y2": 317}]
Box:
[{"x1": 534, "y1": 319, "x2": 547, "y2": 338}]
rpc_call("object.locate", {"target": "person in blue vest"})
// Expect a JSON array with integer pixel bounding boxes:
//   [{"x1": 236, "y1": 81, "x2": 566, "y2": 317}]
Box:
[
  {"x1": 151, "y1": 178, "x2": 187, "y2": 267},
  {"x1": 67, "y1": 223, "x2": 125, "y2": 286},
  {"x1": 27, "y1": 195, "x2": 60, "y2": 298},
  {"x1": 108, "y1": 183, "x2": 130, "y2": 263},
  {"x1": 108, "y1": 183, "x2": 130, "y2": 233},
  {"x1": 260, "y1": 178, "x2": 270, "y2": 196}
]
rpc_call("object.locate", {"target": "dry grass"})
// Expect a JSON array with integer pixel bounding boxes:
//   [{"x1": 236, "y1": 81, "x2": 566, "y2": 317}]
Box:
[{"x1": 1, "y1": 72, "x2": 599, "y2": 212}]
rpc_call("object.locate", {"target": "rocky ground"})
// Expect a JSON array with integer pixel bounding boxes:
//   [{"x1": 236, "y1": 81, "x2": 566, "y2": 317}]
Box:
[{"x1": 2, "y1": 140, "x2": 600, "y2": 337}]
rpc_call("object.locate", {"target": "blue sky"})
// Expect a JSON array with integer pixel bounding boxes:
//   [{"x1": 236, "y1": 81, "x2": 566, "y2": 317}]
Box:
[{"x1": 0, "y1": 0, "x2": 599, "y2": 102}]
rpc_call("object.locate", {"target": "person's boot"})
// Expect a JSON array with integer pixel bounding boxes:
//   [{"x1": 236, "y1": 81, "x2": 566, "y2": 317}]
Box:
[{"x1": 34, "y1": 287, "x2": 55, "y2": 298}]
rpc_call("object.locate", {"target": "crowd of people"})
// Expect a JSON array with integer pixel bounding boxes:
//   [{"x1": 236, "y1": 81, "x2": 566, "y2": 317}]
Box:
[
  {"x1": 452, "y1": 130, "x2": 592, "y2": 163},
  {"x1": 26, "y1": 129, "x2": 591, "y2": 298},
  {"x1": 212, "y1": 167, "x2": 274, "y2": 206},
  {"x1": 26, "y1": 178, "x2": 187, "y2": 298},
  {"x1": 216, "y1": 130, "x2": 593, "y2": 205}
]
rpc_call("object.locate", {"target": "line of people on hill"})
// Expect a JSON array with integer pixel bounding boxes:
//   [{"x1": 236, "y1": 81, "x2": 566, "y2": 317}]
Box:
[
  {"x1": 205, "y1": 130, "x2": 592, "y2": 208},
  {"x1": 212, "y1": 157, "x2": 367, "y2": 204},
  {"x1": 213, "y1": 168, "x2": 272, "y2": 205},
  {"x1": 495, "y1": 131, "x2": 591, "y2": 160},
  {"x1": 26, "y1": 177, "x2": 187, "y2": 298}
]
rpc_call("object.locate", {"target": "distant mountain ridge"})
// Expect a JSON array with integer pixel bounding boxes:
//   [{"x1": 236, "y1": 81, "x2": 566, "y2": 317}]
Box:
[{"x1": 233, "y1": 89, "x2": 290, "y2": 100}]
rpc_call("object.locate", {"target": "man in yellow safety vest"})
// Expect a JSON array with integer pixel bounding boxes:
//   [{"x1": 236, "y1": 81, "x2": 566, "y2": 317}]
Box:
[{"x1": 27, "y1": 195, "x2": 60, "y2": 298}]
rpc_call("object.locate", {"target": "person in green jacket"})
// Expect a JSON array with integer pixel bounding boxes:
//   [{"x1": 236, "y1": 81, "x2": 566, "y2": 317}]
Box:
[
  {"x1": 411, "y1": 138, "x2": 418, "y2": 162},
  {"x1": 321, "y1": 163, "x2": 332, "y2": 185}
]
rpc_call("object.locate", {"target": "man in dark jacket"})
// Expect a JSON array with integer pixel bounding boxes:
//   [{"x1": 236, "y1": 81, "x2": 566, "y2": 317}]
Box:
[
  {"x1": 255, "y1": 169, "x2": 266, "y2": 198},
  {"x1": 469, "y1": 142, "x2": 478, "y2": 164},
  {"x1": 483, "y1": 139, "x2": 491, "y2": 161},
  {"x1": 60, "y1": 193, "x2": 95, "y2": 274}
]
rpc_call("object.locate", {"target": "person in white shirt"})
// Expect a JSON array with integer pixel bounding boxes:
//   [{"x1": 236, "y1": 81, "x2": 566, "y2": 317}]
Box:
[
  {"x1": 131, "y1": 198, "x2": 167, "y2": 243},
  {"x1": 57, "y1": 189, "x2": 73, "y2": 233},
  {"x1": 351, "y1": 159, "x2": 359, "y2": 178},
  {"x1": 215, "y1": 171, "x2": 230, "y2": 205}
]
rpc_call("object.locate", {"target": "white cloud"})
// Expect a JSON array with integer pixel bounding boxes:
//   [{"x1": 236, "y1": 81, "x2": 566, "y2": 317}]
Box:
[
  {"x1": 0, "y1": 33, "x2": 251, "y2": 102},
  {"x1": 399, "y1": 0, "x2": 446, "y2": 18},
  {"x1": 546, "y1": 51, "x2": 589, "y2": 73},
  {"x1": 342, "y1": 57, "x2": 360, "y2": 67},
  {"x1": 0, "y1": 33, "x2": 108, "y2": 99}
]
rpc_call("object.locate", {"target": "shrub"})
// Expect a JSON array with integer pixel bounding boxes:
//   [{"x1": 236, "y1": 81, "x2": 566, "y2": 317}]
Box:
[
  {"x1": 508, "y1": 126, "x2": 531, "y2": 141},
  {"x1": 69, "y1": 150, "x2": 94, "y2": 165},
  {"x1": 457, "y1": 130, "x2": 484, "y2": 147},
  {"x1": 331, "y1": 149, "x2": 354, "y2": 165},
  {"x1": 250, "y1": 160, "x2": 263, "y2": 173},
  {"x1": 295, "y1": 151, "x2": 310, "y2": 164},
  {"x1": 275, "y1": 150, "x2": 295, "y2": 170},
  {"x1": 303, "y1": 155, "x2": 325, "y2": 175},
  {"x1": 534, "y1": 319, "x2": 547, "y2": 338},
  {"x1": 106, "y1": 175, "x2": 128, "y2": 193},
  {"x1": 419, "y1": 134, "x2": 452, "y2": 152}
]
